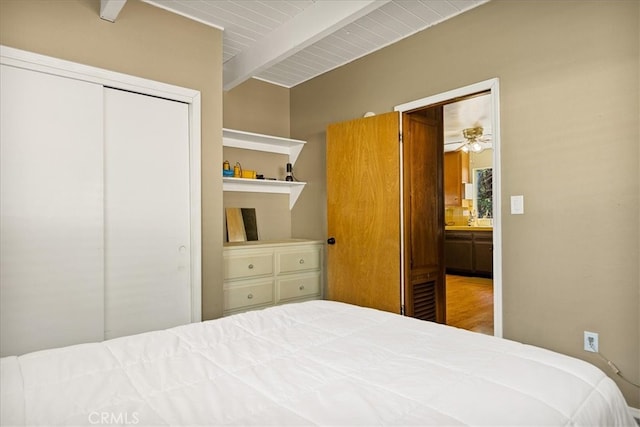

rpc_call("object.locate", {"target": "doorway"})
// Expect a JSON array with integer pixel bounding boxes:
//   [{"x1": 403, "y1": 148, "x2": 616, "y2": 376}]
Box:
[{"x1": 395, "y1": 78, "x2": 502, "y2": 337}]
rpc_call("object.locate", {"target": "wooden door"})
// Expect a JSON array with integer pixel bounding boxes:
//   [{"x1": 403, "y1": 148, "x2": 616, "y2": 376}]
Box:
[
  {"x1": 402, "y1": 108, "x2": 446, "y2": 323},
  {"x1": 326, "y1": 112, "x2": 400, "y2": 313}
]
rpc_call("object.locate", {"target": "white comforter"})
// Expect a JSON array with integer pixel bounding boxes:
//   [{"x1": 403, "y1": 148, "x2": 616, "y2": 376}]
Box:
[{"x1": 1, "y1": 300, "x2": 635, "y2": 426}]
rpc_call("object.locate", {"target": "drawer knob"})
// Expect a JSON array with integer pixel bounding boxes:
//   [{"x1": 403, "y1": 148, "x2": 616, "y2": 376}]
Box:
[
  {"x1": 247, "y1": 293, "x2": 253, "y2": 299},
  {"x1": 299, "y1": 285, "x2": 305, "y2": 291},
  {"x1": 299, "y1": 259, "x2": 305, "y2": 264},
  {"x1": 248, "y1": 264, "x2": 254, "y2": 269}
]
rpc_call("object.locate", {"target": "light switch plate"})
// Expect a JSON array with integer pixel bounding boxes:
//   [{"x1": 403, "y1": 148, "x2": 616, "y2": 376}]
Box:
[{"x1": 511, "y1": 195, "x2": 524, "y2": 214}]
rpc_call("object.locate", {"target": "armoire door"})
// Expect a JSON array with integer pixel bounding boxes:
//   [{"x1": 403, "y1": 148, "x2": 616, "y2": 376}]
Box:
[
  {"x1": 103, "y1": 88, "x2": 192, "y2": 339},
  {"x1": 402, "y1": 108, "x2": 445, "y2": 323},
  {"x1": 326, "y1": 112, "x2": 401, "y2": 313},
  {"x1": 0, "y1": 64, "x2": 105, "y2": 356}
]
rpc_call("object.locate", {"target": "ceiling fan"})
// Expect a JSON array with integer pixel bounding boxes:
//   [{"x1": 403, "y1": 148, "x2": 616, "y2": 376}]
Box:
[
  {"x1": 443, "y1": 127, "x2": 492, "y2": 153},
  {"x1": 459, "y1": 126, "x2": 491, "y2": 153}
]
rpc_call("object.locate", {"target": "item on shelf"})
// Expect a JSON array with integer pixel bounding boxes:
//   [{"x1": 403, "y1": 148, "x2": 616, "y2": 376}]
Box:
[
  {"x1": 233, "y1": 162, "x2": 242, "y2": 178},
  {"x1": 223, "y1": 169, "x2": 234, "y2": 177},
  {"x1": 241, "y1": 169, "x2": 256, "y2": 179},
  {"x1": 285, "y1": 162, "x2": 293, "y2": 182},
  {"x1": 223, "y1": 160, "x2": 230, "y2": 171},
  {"x1": 225, "y1": 207, "x2": 258, "y2": 242}
]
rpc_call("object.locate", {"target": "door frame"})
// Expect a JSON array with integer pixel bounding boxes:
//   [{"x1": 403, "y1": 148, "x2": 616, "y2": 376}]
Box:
[
  {"x1": 0, "y1": 45, "x2": 203, "y2": 323},
  {"x1": 395, "y1": 78, "x2": 502, "y2": 337}
]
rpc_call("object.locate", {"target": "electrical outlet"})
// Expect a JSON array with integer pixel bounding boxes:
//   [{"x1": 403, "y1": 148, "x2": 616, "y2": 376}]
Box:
[{"x1": 584, "y1": 331, "x2": 598, "y2": 352}]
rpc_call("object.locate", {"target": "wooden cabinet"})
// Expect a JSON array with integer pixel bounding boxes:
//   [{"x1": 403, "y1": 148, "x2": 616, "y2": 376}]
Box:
[
  {"x1": 473, "y1": 231, "x2": 493, "y2": 276},
  {"x1": 444, "y1": 151, "x2": 469, "y2": 206},
  {"x1": 445, "y1": 230, "x2": 492, "y2": 277},
  {"x1": 222, "y1": 128, "x2": 307, "y2": 209},
  {"x1": 403, "y1": 107, "x2": 445, "y2": 323},
  {"x1": 444, "y1": 231, "x2": 473, "y2": 272},
  {"x1": 223, "y1": 240, "x2": 323, "y2": 315}
]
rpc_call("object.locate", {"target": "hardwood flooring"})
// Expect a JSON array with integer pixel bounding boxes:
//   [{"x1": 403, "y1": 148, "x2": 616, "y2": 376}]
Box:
[{"x1": 446, "y1": 274, "x2": 493, "y2": 335}]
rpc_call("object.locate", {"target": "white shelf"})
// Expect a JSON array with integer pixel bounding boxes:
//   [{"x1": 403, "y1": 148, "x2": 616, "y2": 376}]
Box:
[
  {"x1": 223, "y1": 177, "x2": 306, "y2": 209},
  {"x1": 222, "y1": 128, "x2": 306, "y2": 165},
  {"x1": 222, "y1": 128, "x2": 308, "y2": 209}
]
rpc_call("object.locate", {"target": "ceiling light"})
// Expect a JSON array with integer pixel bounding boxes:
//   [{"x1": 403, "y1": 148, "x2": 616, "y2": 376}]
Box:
[{"x1": 460, "y1": 126, "x2": 485, "y2": 153}]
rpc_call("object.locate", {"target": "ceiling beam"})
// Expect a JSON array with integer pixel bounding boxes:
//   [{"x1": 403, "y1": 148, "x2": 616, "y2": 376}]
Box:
[
  {"x1": 223, "y1": 0, "x2": 390, "y2": 91},
  {"x1": 100, "y1": 0, "x2": 127, "y2": 23}
]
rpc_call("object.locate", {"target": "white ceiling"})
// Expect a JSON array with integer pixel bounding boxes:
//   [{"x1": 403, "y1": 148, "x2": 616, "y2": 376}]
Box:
[
  {"x1": 443, "y1": 93, "x2": 492, "y2": 151},
  {"x1": 142, "y1": 0, "x2": 489, "y2": 90}
]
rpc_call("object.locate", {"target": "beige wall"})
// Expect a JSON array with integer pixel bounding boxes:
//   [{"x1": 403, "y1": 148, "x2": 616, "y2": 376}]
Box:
[
  {"x1": 0, "y1": 0, "x2": 225, "y2": 320},
  {"x1": 224, "y1": 78, "x2": 290, "y2": 136},
  {"x1": 222, "y1": 78, "x2": 296, "y2": 240},
  {"x1": 291, "y1": 0, "x2": 640, "y2": 406}
]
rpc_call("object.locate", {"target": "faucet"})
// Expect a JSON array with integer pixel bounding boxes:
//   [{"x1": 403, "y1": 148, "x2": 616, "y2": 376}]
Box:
[{"x1": 468, "y1": 210, "x2": 476, "y2": 226}]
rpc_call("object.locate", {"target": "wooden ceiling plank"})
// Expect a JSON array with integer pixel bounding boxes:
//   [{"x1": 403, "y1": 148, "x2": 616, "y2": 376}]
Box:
[{"x1": 223, "y1": 0, "x2": 391, "y2": 91}]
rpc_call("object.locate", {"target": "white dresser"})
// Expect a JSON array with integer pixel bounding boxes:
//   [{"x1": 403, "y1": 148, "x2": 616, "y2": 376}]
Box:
[{"x1": 223, "y1": 239, "x2": 323, "y2": 315}]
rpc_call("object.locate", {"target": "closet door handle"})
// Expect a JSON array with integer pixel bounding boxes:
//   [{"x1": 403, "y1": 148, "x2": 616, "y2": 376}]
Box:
[{"x1": 327, "y1": 237, "x2": 336, "y2": 245}]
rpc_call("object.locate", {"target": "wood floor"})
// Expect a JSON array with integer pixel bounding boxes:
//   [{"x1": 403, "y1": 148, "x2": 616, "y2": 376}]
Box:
[{"x1": 446, "y1": 274, "x2": 493, "y2": 335}]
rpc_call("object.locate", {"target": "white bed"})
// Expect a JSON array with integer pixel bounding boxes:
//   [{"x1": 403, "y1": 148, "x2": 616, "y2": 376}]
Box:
[{"x1": 1, "y1": 300, "x2": 635, "y2": 426}]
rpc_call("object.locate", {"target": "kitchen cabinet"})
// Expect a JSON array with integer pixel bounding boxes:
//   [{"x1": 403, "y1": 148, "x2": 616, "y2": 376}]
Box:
[
  {"x1": 444, "y1": 151, "x2": 469, "y2": 206},
  {"x1": 444, "y1": 231, "x2": 473, "y2": 272},
  {"x1": 445, "y1": 230, "x2": 492, "y2": 277},
  {"x1": 222, "y1": 128, "x2": 307, "y2": 209},
  {"x1": 472, "y1": 231, "x2": 493, "y2": 276},
  {"x1": 223, "y1": 240, "x2": 323, "y2": 315}
]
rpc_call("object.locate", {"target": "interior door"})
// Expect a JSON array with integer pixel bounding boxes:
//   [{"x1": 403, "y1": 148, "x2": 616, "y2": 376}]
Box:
[
  {"x1": 402, "y1": 108, "x2": 445, "y2": 323},
  {"x1": 0, "y1": 65, "x2": 105, "y2": 356},
  {"x1": 104, "y1": 88, "x2": 192, "y2": 339},
  {"x1": 326, "y1": 112, "x2": 400, "y2": 313}
]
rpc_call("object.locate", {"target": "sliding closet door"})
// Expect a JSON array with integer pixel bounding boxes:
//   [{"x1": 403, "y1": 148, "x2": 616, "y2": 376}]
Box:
[
  {"x1": 0, "y1": 65, "x2": 104, "y2": 356},
  {"x1": 103, "y1": 88, "x2": 191, "y2": 339}
]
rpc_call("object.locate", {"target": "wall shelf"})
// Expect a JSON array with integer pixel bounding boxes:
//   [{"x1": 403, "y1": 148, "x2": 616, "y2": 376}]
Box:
[
  {"x1": 222, "y1": 178, "x2": 306, "y2": 209},
  {"x1": 222, "y1": 128, "x2": 308, "y2": 209},
  {"x1": 222, "y1": 128, "x2": 306, "y2": 165}
]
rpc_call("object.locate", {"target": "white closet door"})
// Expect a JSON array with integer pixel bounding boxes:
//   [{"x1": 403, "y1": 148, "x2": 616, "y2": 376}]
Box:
[
  {"x1": 0, "y1": 65, "x2": 105, "y2": 356},
  {"x1": 104, "y1": 88, "x2": 191, "y2": 339}
]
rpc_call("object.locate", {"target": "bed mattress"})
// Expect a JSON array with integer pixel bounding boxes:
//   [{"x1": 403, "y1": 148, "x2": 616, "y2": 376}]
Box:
[{"x1": 1, "y1": 300, "x2": 635, "y2": 426}]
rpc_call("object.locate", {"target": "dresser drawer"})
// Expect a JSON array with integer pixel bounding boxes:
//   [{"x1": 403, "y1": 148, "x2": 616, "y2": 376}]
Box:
[
  {"x1": 224, "y1": 280, "x2": 274, "y2": 311},
  {"x1": 276, "y1": 247, "x2": 321, "y2": 274},
  {"x1": 277, "y1": 273, "x2": 321, "y2": 302},
  {"x1": 224, "y1": 251, "x2": 273, "y2": 280}
]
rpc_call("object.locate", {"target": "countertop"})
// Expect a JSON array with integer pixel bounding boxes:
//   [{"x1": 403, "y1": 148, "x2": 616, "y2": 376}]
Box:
[{"x1": 445, "y1": 226, "x2": 493, "y2": 232}]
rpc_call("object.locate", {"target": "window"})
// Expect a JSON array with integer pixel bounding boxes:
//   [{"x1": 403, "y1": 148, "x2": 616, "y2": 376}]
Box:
[{"x1": 474, "y1": 167, "x2": 492, "y2": 219}]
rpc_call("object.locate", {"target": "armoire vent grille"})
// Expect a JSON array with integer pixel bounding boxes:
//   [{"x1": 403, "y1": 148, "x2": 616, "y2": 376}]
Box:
[{"x1": 412, "y1": 281, "x2": 436, "y2": 322}]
